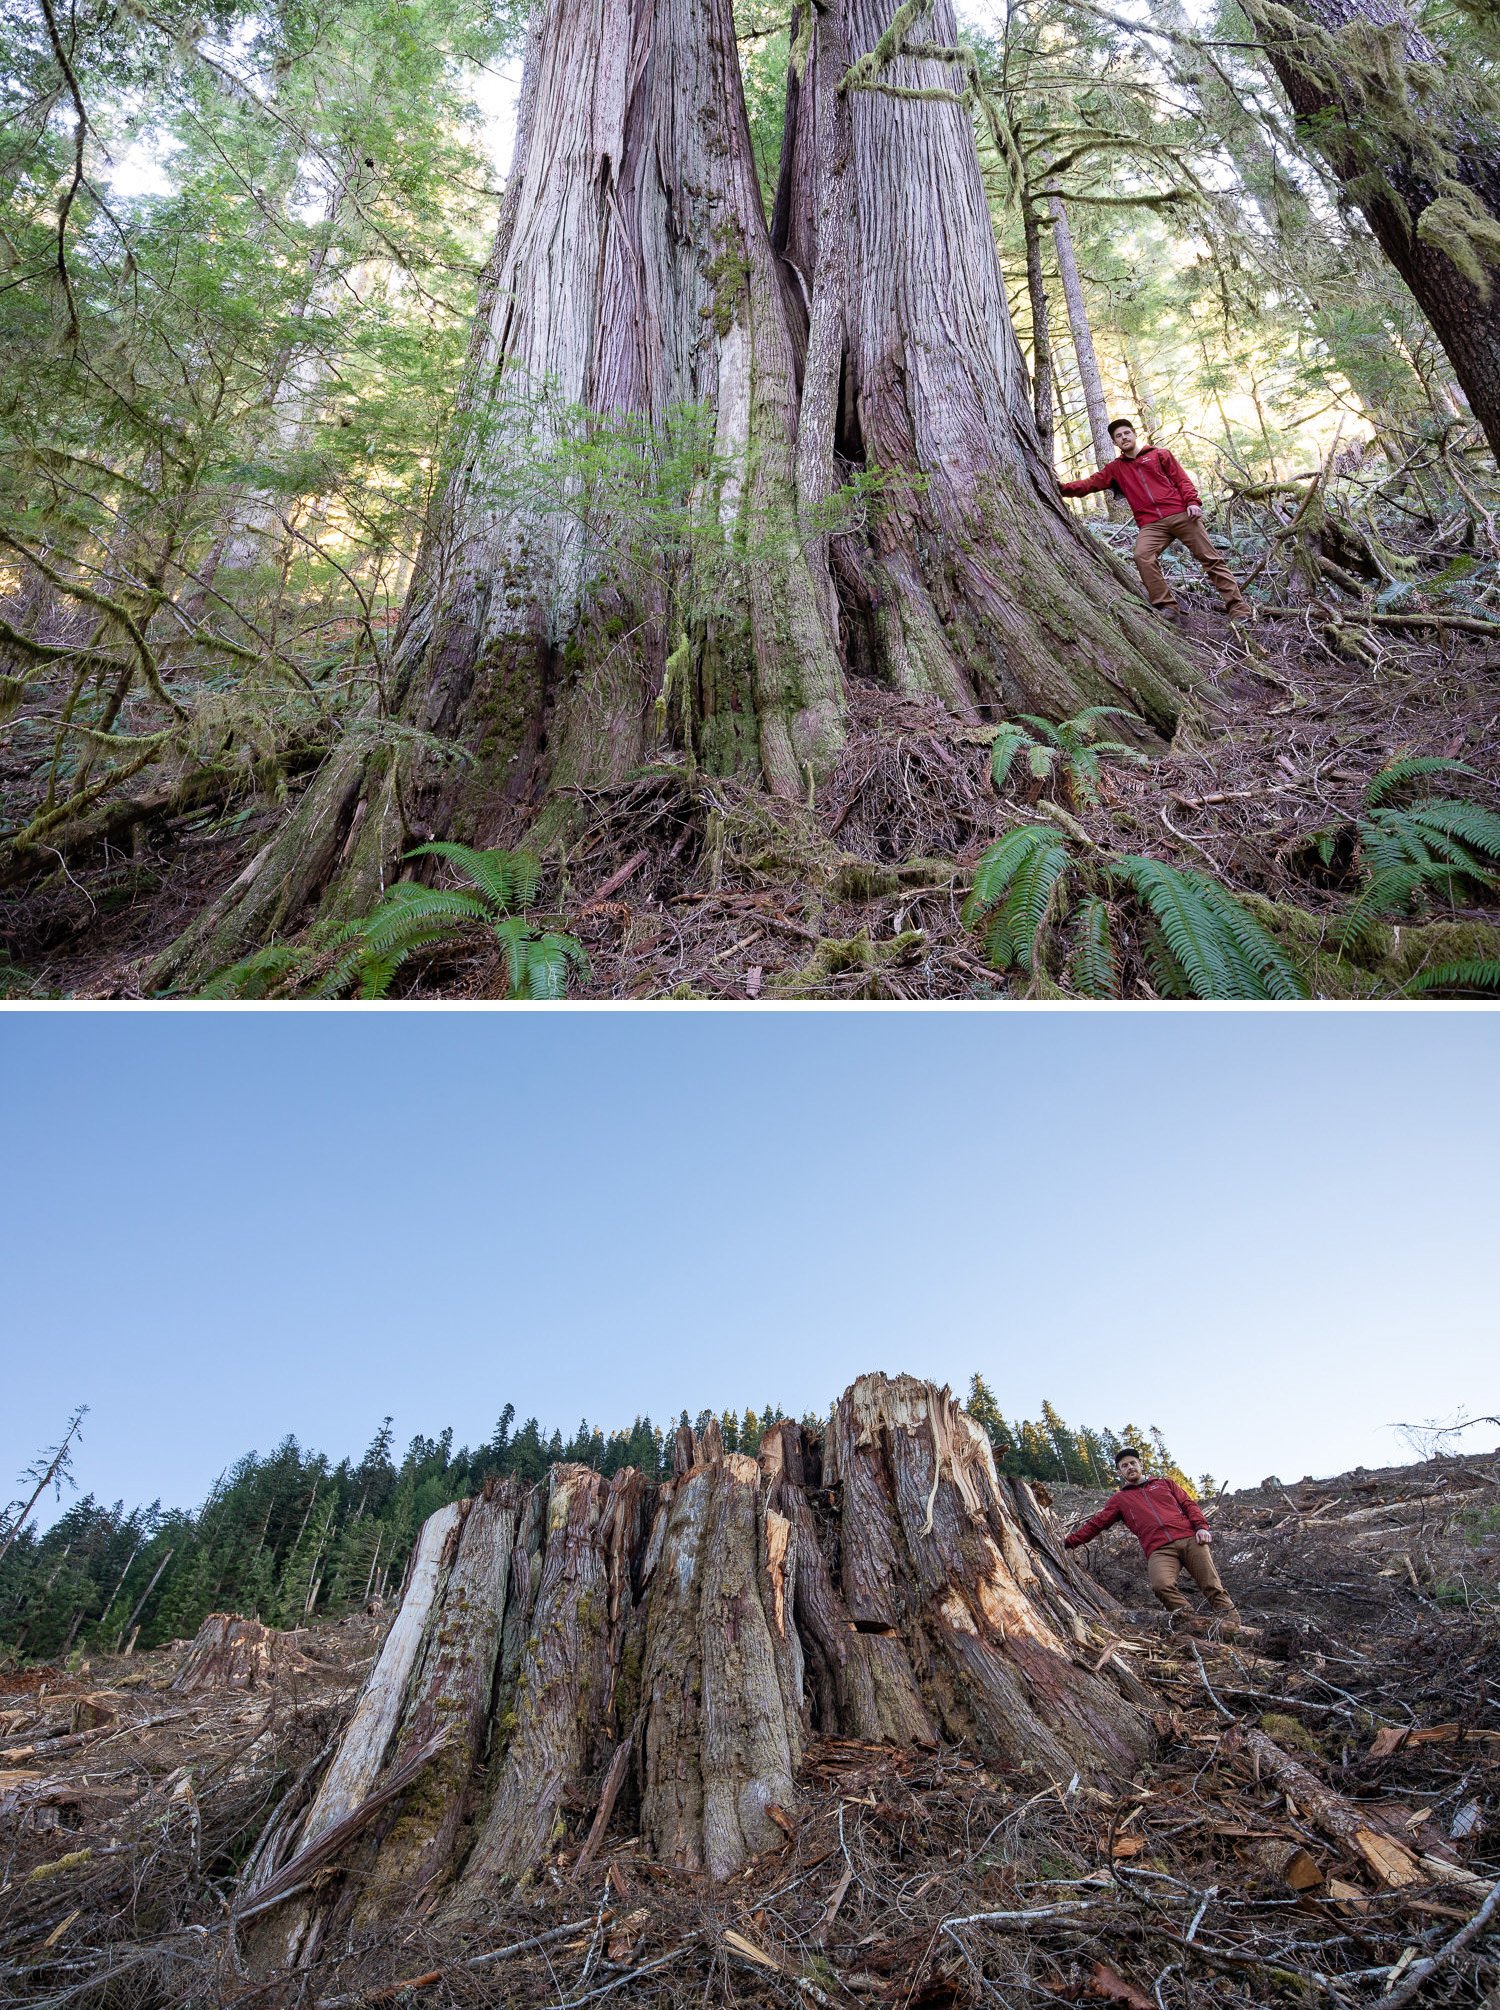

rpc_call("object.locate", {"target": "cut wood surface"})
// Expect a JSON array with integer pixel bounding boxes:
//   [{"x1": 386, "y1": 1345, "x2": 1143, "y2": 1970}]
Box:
[{"x1": 171, "y1": 1614, "x2": 277, "y2": 1691}]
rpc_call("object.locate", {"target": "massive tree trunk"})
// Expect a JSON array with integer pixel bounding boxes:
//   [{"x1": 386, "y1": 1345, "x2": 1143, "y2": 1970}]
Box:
[
  {"x1": 152, "y1": 0, "x2": 1199, "y2": 988},
  {"x1": 236, "y1": 1375, "x2": 1152, "y2": 1966},
  {"x1": 771, "y1": 0, "x2": 1195, "y2": 728},
  {"x1": 1244, "y1": 0, "x2": 1500, "y2": 458}
]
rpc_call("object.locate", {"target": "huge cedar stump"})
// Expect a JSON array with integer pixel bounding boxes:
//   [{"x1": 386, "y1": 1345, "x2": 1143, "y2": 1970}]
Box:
[{"x1": 240, "y1": 1374, "x2": 1152, "y2": 1962}]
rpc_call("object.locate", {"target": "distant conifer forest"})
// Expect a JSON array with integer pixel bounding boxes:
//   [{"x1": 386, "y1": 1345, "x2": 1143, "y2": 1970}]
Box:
[{"x1": 0, "y1": 1378, "x2": 1199, "y2": 1663}]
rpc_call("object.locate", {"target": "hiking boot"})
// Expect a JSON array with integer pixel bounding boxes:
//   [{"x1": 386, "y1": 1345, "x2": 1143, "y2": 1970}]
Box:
[
  {"x1": 1225, "y1": 599, "x2": 1253, "y2": 622},
  {"x1": 1155, "y1": 604, "x2": 1185, "y2": 626}
]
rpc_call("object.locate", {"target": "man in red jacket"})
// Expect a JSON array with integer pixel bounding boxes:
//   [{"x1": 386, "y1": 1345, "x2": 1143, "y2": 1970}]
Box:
[
  {"x1": 1059, "y1": 419, "x2": 1251, "y2": 624},
  {"x1": 1065, "y1": 1446, "x2": 1239, "y2": 1626}
]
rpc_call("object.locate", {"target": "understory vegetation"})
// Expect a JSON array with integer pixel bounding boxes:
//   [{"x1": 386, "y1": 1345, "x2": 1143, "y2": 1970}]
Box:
[
  {"x1": 1, "y1": 0, "x2": 1498, "y2": 997},
  {"x1": 0, "y1": 1381, "x2": 1188, "y2": 1661}
]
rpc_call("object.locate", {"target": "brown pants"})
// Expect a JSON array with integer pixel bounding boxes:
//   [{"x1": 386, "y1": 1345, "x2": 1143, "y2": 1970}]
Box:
[
  {"x1": 1134, "y1": 512, "x2": 1246, "y2": 611},
  {"x1": 1146, "y1": 1538, "x2": 1237, "y2": 1617}
]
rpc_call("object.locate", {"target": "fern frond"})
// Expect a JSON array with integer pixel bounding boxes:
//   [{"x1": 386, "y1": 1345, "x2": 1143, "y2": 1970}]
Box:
[
  {"x1": 1064, "y1": 705, "x2": 1143, "y2": 740},
  {"x1": 1065, "y1": 748, "x2": 1102, "y2": 806},
  {"x1": 1404, "y1": 799, "x2": 1500, "y2": 866},
  {"x1": 308, "y1": 943, "x2": 372, "y2": 1000},
  {"x1": 493, "y1": 914, "x2": 533, "y2": 995},
  {"x1": 962, "y1": 825, "x2": 1069, "y2": 926},
  {"x1": 1191, "y1": 875, "x2": 1306, "y2": 999},
  {"x1": 358, "y1": 886, "x2": 491, "y2": 958},
  {"x1": 989, "y1": 725, "x2": 1031, "y2": 790},
  {"x1": 1140, "y1": 923, "x2": 1197, "y2": 999},
  {"x1": 1360, "y1": 812, "x2": 1431, "y2": 876},
  {"x1": 407, "y1": 842, "x2": 544, "y2": 915},
  {"x1": 1363, "y1": 757, "x2": 1479, "y2": 808},
  {"x1": 1337, "y1": 863, "x2": 1456, "y2": 950},
  {"x1": 1109, "y1": 855, "x2": 1304, "y2": 999},
  {"x1": 1027, "y1": 743, "x2": 1056, "y2": 781},
  {"x1": 997, "y1": 841, "x2": 1071, "y2": 971},
  {"x1": 1069, "y1": 896, "x2": 1120, "y2": 998},
  {"x1": 1108, "y1": 856, "x2": 1236, "y2": 998},
  {"x1": 1402, "y1": 960, "x2": 1500, "y2": 996},
  {"x1": 516, "y1": 931, "x2": 590, "y2": 999},
  {"x1": 198, "y1": 944, "x2": 304, "y2": 999},
  {"x1": 1017, "y1": 714, "x2": 1063, "y2": 747}
]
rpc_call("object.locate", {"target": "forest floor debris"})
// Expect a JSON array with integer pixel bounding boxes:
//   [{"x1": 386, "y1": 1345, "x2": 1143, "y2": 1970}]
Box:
[
  {"x1": 4, "y1": 595, "x2": 1498, "y2": 999},
  {"x1": 2, "y1": 1449, "x2": 1496, "y2": 2006},
  {"x1": 3, "y1": 440, "x2": 1499, "y2": 1002}
]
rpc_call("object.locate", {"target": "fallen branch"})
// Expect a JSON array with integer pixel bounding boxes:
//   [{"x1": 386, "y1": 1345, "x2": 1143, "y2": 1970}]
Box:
[
  {"x1": 1376, "y1": 1872, "x2": 1500, "y2": 2007},
  {"x1": 235, "y1": 1730, "x2": 448, "y2": 1920},
  {"x1": 1254, "y1": 604, "x2": 1500, "y2": 637},
  {"x1": 313, "y1": 1917, "x2": 596, "y2": 2006}
]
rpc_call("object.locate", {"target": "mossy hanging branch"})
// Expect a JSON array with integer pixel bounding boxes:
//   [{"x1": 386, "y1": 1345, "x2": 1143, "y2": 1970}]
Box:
[
  {"x1": 0, "y1": 527, "x2": 187, "y2": 721},
  {"x1": 839, "y1": 0, "x2": 974, "y2": 102}
]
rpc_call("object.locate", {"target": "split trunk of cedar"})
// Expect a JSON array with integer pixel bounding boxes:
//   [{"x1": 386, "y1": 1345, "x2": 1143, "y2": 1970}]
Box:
[
  {"x1": 239, "y1": 1374, "x2": 1152, "y2": 1966},
  {"x1": 1246, "y1": 0, "x2": 1500, "y2": 460},
  {"x1": 151, "y1": 0, "x2": 1198, "y2": 989}
]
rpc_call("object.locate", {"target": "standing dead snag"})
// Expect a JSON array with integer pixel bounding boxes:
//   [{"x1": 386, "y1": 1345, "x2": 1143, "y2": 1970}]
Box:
[{"x1": 239, "y1": 1374, "x2": 1152, "y2": 1966}]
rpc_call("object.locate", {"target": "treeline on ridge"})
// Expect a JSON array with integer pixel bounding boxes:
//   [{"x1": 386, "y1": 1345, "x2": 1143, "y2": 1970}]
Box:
[{"x1": 0, "y1": 1377, "x2": 1194, "y2": 1664}]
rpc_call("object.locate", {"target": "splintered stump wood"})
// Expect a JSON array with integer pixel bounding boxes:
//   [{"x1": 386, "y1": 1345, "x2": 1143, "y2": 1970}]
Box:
[{"x1": 238, "y1": 1374, "x2": 1153, "y2": 1963}]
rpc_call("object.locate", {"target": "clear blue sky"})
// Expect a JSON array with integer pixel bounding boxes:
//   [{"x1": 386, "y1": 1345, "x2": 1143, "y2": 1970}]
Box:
[{"x1": 2, "y1": 1011, "x2": 1495, "y2": 1523}]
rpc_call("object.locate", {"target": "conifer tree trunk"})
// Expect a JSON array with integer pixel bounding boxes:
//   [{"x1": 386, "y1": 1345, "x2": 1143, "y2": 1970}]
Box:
[
  {"x1": 237, "y1": 1375, "x2": 1153, "y2": 1969},
  {"x1": 1047, "y1": 192, "x2": 1130, "y2": 523},
  {"x1": 772, "y1": 0, "x2": 1196, "y2": 727},
  {"x1": 1152, "y1": 0, "x2": 1433, "y2": 434},
  {"x1": 1022, "y1": 204, "x2": 1056, "y2": 460},
  {"x1": 155, "y1": 0, "x2": 846, "y2": 982},
  {"x1": 1244, "y1": 0, "x2": 1500, "y2": 457},
  {"x1": 152, "y1": 0, "x2": 1202, "y2": 987}
]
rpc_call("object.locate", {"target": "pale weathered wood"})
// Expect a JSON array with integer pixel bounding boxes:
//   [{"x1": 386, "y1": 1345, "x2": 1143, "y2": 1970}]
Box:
[
  {"x1": 300, "y1": 1500, "x2": 465, "y2": 1845},
  {"x1": 351, "y1": 1480, "x2": 521, "y2": 1922}
]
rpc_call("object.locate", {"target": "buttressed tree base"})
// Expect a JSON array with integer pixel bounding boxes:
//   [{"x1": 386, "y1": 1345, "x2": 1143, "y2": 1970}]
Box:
[{"x1": 237, "y1": 1373, "x2": 1154, "y2": 1966}]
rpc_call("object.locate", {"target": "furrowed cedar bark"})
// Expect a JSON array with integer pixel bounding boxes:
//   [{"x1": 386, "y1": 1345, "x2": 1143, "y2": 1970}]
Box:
[
  {"x1": 153, "y1": 0, "x2": 844, "y2": 987},
  {"x1": 772, "y1": 0, "x2": 1198, "y2": 729},
  {"x1": 1243, "y1": 0, "x2": 1500, "y2": 457},
  {"x1": 240, "y1": 1375, "x2": 1152, "y2": 1970},
  {"x1": 150, "y1": 0, "x2": 1207, "y2": 991}
]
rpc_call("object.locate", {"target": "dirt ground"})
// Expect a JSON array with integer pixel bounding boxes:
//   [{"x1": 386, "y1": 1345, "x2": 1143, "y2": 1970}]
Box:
[
  {"x1": 3, "y1": 1447, "x2": 1496, "y2": 2006},
  {"x1": 3, "y1": 577, "x2": 1498, "y2": 999}
]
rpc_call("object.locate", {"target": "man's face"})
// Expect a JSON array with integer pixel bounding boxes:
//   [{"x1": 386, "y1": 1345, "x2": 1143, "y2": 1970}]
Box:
[
  {"x1": 1116, "y1": 1456, "x2": 1144, "y2": 1486},
  {"x1": 1110, "y1": 426, "x2": 1138, "y2": 458}
]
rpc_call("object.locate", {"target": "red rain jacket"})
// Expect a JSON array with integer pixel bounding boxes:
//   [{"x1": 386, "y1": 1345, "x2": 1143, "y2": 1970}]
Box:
[
  {"x1": 1064, "y1": 1476, "x2": 1207, "y2": 1559},
  {"x1": 1059, "y1": 447, "x2": 1201, "y2": 526}
]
